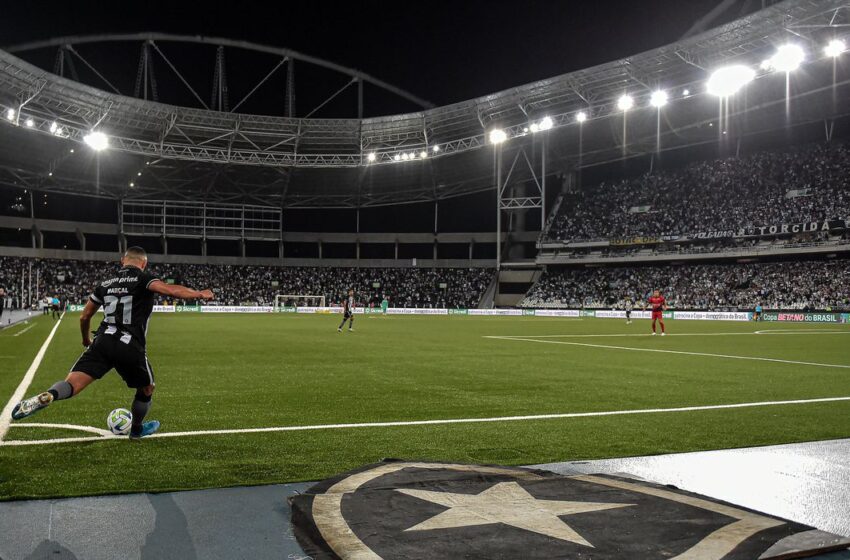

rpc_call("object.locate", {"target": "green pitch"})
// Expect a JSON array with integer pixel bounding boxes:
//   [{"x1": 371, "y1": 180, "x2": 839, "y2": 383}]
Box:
[{"x1": 1, "y1": 313, "x2": 849, "y2": 500}]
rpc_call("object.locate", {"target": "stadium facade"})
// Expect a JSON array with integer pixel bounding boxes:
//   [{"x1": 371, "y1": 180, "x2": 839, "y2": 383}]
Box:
[{"x1": 0, "y1": 0, "x2": 848, "y2": 309}]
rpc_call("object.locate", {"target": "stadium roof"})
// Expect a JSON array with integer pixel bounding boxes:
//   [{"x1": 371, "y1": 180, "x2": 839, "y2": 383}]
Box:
[{"x1": 0, "y1": 0, "x2": 848, "y2": 208}]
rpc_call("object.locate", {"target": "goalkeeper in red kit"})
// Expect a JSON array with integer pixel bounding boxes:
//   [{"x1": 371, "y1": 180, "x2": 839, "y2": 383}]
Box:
[{"x1": 648, "y1": 289, "x2": 667, "y2": 336}]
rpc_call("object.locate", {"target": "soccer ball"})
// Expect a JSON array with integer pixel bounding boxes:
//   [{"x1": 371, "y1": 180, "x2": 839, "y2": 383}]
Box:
[{"x1": 107, "y1": 408, "x2": 133, "y2": 435}]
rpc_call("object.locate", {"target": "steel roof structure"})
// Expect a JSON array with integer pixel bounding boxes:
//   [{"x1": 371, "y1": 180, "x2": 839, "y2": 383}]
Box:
[{"x1": 0, "y1": 0, "x2": 848, "y2": 208}]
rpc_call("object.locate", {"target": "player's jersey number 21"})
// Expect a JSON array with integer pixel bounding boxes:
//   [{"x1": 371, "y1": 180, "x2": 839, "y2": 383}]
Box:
[{"x1": 103, "y1": 295, "x2": 133, "y2": 325}]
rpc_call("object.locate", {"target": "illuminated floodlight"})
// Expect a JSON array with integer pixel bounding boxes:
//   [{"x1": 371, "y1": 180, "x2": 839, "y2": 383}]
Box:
[
  {"x1": 706, "y1": 65, "x2": 755, "y2": 97},
  {"x1": 538, "y1": 116, "x2": 553, "y2": 131},
  {"x1": 25, "y1": 118, "x2": 34, "y2": 128},
  {"x1": 393, "y1": 154, "x2": 401, "y2": 161},
  {"x1": 419, "y1": 150, "x2": 427, "y2": 158},
  {"x1": 489, "y1": 128, "x2": 507, "y2": 144},
  {"x1": 825, "y1": 39, "x2": 846, "y2": 58},
  {"x1": 5, "y1": 108, "x2": 14, "y2": 121},
  {"x1": 129, "y1": 182, "x2": 134, "y2": 187},
  {"x1": 83, "y1": 131, "x2": 109, "y2": 151},
  {"x1": 575, "y1": 111, "x2": 587, "y2": 123},
  {"x1": 367, "y1": 152, "x2": 376, "y2": 162},
  {"x1": 432, "y1": 145, "x2": 440, "y2": 152},
  {"x1": 765, "y1": 44, "x2": 805, "y2": 72},
  {"x1": 529, "y1": 123, "x2": 539, "y2": 133},
  {"x1": 401, "y1": 152, "x2": 409, "y2": 160},
  {"x1": 682, "y1": 89, "x2": 690, "y2": 96},
  {"x1": 617, "y1": 94, "x2": 634, "y2": 111},
  {"x1": 49, "y1": 121, "x2": 58, "y2": 133},
  {"x1": 649, "y1": 90, "x2": 668, "y2": 108}
]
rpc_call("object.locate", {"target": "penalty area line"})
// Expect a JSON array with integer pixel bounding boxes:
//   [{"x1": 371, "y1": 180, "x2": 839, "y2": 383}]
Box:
[
  {"x1": 2, "y1": 395, "x2": 850, "y2": 446},
  {"x1": 486, "y1": 335, "x2": 850, "y2": 369}
]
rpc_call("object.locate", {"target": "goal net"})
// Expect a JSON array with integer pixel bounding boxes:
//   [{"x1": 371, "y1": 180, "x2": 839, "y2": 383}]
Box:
[{"x1": 274, "y1": 294, "x2": 326, "y2": 311}]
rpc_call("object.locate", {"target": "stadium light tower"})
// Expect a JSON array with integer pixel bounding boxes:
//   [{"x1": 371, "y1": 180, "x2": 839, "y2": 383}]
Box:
[
  {"x1": 764, "y1": 44, "x2": 805, "y2": 73},
  {"x1": 825, "y1": 39, "x2": 846, "y2": 58},
  {"x1": 83, "y1": 131, "x2": 109, "y2": 151},
  {"x1": 537, "y1": 116, "x2": 553, "y2": 131},
  {"x1": 575, "y1": 111, "x2": 587, "y2": 123},
  {"x1": 489, "y1": 128, "x2": 507, "y2": 144},
  {"x1": 650, "y1": 90, "x2": 668, "y2": 108},
  {"x1": 706, "y1": 65, "x2": 755, "y2": 97},
  {"x1": 366, "y1": 152, "x2": 376, "y2": 162},
  {"x1": 617, "y1": 94, "x2": 634, "y2": 111}
]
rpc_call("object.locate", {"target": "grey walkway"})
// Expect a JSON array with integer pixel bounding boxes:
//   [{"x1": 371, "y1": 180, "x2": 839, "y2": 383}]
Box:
[{"x1": 1, "y1": 439, "x2": 848, "y2": 560}]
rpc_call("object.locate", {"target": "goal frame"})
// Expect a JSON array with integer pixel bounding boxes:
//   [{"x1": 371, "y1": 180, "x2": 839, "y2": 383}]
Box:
[{"x1": 274, "y1": 294, "x2": 326, "y2": 311}]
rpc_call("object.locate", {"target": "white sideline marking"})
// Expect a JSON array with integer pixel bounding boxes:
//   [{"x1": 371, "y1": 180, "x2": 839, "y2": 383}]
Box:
[
  {"x1": 12, "y1": 324, "x2": 35, "y2": 337},
  {"x1": 0, "y1": 314, "x2": 64, "y2": 441},
  {"x1": 485, "y1": 331, "x2": 850, "y2": 339},
  {"x1": 487, "y1": 336, "x2": 850, "y2": 369},
  {"x1": 1, "y1": 395, "x2": 849, "y2": 447},
  {"x1": 754, "y1": 329, "x2": 850, "y2": 335}
]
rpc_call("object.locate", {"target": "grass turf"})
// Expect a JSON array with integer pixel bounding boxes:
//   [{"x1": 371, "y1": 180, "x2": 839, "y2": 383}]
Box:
[{"x1": 0, "y1": 312, "x2": 848, "y2": 500}]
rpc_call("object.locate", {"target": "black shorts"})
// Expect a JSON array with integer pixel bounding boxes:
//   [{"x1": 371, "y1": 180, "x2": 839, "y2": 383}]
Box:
[
  {"x1": 626, "y1": 310, "x2": 632, "y2": 317},
  {"x1": 343, "y1": 311, "x2": 353, "y2": 319},
  {"x1": 71, "y1": 334, "x2": 155, "y2": 389}
]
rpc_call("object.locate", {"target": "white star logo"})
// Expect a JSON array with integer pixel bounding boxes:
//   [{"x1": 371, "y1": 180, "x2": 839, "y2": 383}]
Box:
[{"x1": 397, "y1": 481, "x2": 634, "y2": 547}]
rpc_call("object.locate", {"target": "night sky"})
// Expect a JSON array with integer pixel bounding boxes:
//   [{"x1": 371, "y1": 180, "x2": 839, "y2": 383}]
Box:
[{"x1": 1, "y1": 0, "x2": 741, "y2": 115}]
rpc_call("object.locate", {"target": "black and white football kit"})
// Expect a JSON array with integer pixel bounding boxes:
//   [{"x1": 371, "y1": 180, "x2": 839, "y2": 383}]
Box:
[
  {"x1": 72, "y1": 265, "x2": 159, "y2": 388},
  {"x1": 343, "y1": 296, "x2": 355, "y2": 319}
]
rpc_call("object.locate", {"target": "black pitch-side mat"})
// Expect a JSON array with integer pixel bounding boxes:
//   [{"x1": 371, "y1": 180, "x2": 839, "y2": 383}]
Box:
[{"x1": 289, "y1": 459, "x2": 850, "y2": 560}]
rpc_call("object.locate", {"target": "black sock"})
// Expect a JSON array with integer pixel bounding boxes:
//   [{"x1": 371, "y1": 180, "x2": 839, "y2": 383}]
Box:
[
  {"x1": 47, "y1": 381, "x2": 73, "y2": 401},
  {"x1": 130, "y1": 393, "x2": 152, "y2": 434}
]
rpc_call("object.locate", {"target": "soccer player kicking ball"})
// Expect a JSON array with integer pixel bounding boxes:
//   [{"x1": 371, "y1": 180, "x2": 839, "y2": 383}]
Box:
[
  {"x1": 11, "y1": 247, "x2": 214, "y2": 440},
  {"x1": 338, "y1": 289, "x2": 356, "y2": 332},
  {"x1": 648, "y1": 289, "x2": 667, "y2": 336}
]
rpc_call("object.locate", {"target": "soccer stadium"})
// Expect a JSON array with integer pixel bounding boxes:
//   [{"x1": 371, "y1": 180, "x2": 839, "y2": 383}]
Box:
[{"x1": 0, "y1": 0, "x2": 849, "y2": 558}]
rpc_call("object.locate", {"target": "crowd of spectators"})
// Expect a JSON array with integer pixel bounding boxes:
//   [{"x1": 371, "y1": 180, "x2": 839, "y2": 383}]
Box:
[
  {"x1": 545, "y1": 143, "x2": 850, "y2": 242},
  {"x1": 0, "y1": 257, "x2": 493, "y2": 309},
  {"x1": 523, "y1": 259, "x2": 850, "y2": 311}
]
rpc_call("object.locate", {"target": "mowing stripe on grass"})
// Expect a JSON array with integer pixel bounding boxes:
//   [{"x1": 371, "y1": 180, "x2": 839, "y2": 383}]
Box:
[
  {"x1": 11, "y1": 324, "x2": 35, "y2": 337},
  {"x1": 0, "y1": 314, "x2": 64, "y2": 441},
  {"x1": 486, "y1": 335, "x2": 850, "y2": 369},
  {"x1": 2, "y1": 395, "x2": 849, "y2": 446}
]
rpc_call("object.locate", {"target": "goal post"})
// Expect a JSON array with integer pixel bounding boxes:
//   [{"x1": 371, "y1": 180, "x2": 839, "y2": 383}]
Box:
[{"x1": 274, "y1": 294, "x2": 326, "y2": 311}]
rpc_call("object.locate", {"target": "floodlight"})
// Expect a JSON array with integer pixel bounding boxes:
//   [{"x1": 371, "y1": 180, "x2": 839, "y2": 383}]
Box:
[
  {"x1": 529, "y1": 123, "x2": 539, "y2": 133},
  {"x1": 419, "y1": 150, "x2": 427, "y2": 158},
  {"x1": 367, "y1": 152, "x2": 376, "y2": 162},
  {"x1": 129, "y1": 182, "x2": 134, "y2": 187},
  {"x1": 682, "y1": 89, "x2": 690, "y2": 96},
  {"x1": 706, "y1": 65, "x2": 755, "y2": 97},
  {"x1": 538, "y1": 116, "x2": 553, "y2": 130},
  {"x1": 25, "y1": 118, "x2": 34, "y2": 128},
  {"x1": 825, "y1": 39, "x2": 846, "y2": 58},
  {"x1": 48, "y1": 172, "x2": 52, "y2": 176},
  {"x1": 401, "y1": 152, "x2": 409, "y2": 160},
  {"x1": 83, "y1": 131, "x2": 109, "y2": 151},
  {"x1": 766, "y1": 44, "x2": 805, "y2": 72},
  {"x1": 393, "y1": 154, "x2": 401, "y2": 161},
  {"x1": 6, "y1": 108, "x2": 16, "y2": 121},
  {"x1": 617, "y1": 94, "x2": 634, "y2": 111},
  {"x1": 575, "y1": 111, "x2": 587, "y2": 123},
  {"x1": 649, "y1": 90, "x2": 668, "y2": 108},
  {"x1": 489, "y1": 128, "x2": 507, "y2": 144},
  {"x1": 432, "y1": 145, "x2": 440, "y2": 152},
  {"x1": 49, "y1": 121, "x2": 58, "y2": 133}
]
